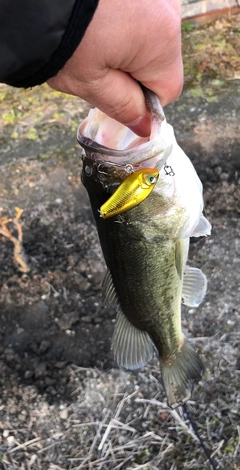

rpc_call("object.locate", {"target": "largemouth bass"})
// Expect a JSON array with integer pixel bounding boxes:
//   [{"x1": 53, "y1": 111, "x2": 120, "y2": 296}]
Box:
[{"x1": 78, "y1": 89, "x2": 211, "y2": 407}]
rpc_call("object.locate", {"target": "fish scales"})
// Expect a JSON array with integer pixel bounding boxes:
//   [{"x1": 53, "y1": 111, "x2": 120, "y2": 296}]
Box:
[
  {"x1": 78, "y1": 88, "x2": 211, "y2": 407},
  {"x1": 82, "y1": 159, "x2": 184, "y2": 360}
]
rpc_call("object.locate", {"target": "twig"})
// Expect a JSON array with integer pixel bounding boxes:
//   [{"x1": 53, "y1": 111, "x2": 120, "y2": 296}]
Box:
[
  {"x1": 135, "y1": 398, "x2": 199, "y2": 442},
  {"x1": 182, "y1": 403, "x2": 217, "y2": 470},
  {"x1": 113, "y1": 455, "x2": 133, "y2": 470},
  {"x1": 98, "y1": 391, "x2": 138, "y2": 451},
  {"x1": 76, "y1": 410, "x2": 111, "y2": 469},
  {"x1": 210, "y1": 440, "x2": 224, "y2": 459},
  {"x1": 37, "y1": 440, "x2": 61, "y2": 454},
  {"x1": 0, "y1": 207, "x2": 30, "y2": 273},
  {"x1": 72, "y1": 420, "x2": 136, "y2": 432},
  {"x1": 8, "y1": 436, "x2": 42, "y2": 453},
  {"x1": 234, "y1": 425, "x2": 240, "y2": 459}
]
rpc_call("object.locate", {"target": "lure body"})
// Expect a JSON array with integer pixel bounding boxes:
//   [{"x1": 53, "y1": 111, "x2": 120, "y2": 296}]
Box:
[{"x1": 100, "y1": 168, "x2": 159, "y2": 219}]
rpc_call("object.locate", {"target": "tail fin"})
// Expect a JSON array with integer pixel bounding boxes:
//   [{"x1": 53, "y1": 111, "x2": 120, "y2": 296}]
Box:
[{"x1": 161, "y1": 341, "x2": 204, "y2": 408}]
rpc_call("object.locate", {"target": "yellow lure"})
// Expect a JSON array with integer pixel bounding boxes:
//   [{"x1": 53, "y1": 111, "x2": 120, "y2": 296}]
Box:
[{"x1": 100, "y1": 168, "x2": 159, "y2": 219}]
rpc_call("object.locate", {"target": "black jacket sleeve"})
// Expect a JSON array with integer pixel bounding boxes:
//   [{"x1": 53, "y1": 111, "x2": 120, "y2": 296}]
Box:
[{"x1": 0, "y1": 0, "x2": 99, "y2": 88}]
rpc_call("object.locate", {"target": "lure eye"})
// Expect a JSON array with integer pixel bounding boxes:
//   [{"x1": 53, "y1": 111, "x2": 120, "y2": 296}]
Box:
[
  {"x1": 149, "y1": 176, "x2": 156, "y2": 183},
  {"x1": 84, "y1": 165, "x2": 91, "y2": 176},
  {"x1": 142, "y1": 169, "x2": 158, "y2": 187},
  {"x1": 148, "y1": 175, "x2": 157, "y2": 184}
]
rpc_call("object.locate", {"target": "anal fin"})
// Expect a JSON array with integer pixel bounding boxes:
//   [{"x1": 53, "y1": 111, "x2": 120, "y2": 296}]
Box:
[
  {"x1": 102, "y1": 269, "x2": 154, "y2": 370},
  {"x1": 112, "y1": 310, "x2": 154, "y2": 370}
]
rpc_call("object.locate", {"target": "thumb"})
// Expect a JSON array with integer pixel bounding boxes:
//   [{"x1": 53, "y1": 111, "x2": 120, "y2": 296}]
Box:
[
  {"x1": 48, "y1": 68, "x2": 151, "y2": 137},
  {"x1": 87, "y1": 68, "x2": 151, "y2": 137}
]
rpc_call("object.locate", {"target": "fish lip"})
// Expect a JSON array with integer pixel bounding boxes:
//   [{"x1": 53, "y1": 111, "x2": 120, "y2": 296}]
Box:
[
  {"x1": 77, "y1": 130, "x2": 165, "y2": 165},
  {"x1": 77, "y1": 135, "x2": 113, "y2": 155},
  {"x1": 77, "y1": 133, "x2": 128, "y2": 158}
]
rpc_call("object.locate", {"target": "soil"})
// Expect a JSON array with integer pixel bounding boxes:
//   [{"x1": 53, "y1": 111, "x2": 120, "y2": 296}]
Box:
[{"x1": 0, "y1": 10, "x2": 239, "y2": 470}]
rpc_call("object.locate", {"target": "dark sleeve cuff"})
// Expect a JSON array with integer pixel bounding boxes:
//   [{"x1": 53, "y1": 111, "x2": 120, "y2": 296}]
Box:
[{"x1": 9, "y1": 0, "x2": 99, "y2": 88}]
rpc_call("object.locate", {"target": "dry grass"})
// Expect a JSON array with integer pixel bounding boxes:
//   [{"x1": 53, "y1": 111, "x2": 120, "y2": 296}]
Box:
[
  {"x1": 0, "y1": 9, "x2": 240, "y2": 470},
  {"x1": 1, "y1": 357, "x2": 239, "y2": 469}
]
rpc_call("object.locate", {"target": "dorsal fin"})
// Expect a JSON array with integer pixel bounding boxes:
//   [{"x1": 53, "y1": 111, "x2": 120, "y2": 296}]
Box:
[{"x1": 102, "y1": 269, "x2": 120, "y2": 310}]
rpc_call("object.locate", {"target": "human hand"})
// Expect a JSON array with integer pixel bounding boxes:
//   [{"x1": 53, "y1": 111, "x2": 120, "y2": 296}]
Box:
[{"x1": 47, "y1": 0, "x2": 183, "y2": 137}]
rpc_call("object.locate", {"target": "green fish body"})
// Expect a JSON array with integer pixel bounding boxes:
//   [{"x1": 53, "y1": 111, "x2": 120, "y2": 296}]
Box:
[{"x1": 78, "y1": 89, "x2": 211, "y2": 407}]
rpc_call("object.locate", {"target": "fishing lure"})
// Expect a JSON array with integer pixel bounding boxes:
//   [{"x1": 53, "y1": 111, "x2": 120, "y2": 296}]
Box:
[{"x1": 100, "y1": 168, "x2": 159, "y2": 219}]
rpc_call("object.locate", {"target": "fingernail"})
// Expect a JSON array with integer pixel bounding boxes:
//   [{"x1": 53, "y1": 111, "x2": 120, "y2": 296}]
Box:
[{"x1": 127, "y1": 116, "x2": 151, "y2": 137}]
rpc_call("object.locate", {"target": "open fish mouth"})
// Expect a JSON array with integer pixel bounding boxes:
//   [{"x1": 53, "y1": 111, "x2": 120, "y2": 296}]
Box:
[{"x1": 77, "y1": 89, "x2": 171, "y2": 168}]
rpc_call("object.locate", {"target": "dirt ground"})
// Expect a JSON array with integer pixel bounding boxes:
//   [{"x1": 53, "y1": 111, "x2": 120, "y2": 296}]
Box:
[{"x1": 0, "y1": 10, "x2": 240, "y2": 470}]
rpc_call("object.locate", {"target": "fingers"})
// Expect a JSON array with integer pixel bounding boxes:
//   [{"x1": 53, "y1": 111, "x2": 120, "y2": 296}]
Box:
[
  {"x1": 48, "y1": 0, "x2": 183, "y2": 137},
  {"x1": 142, "y1": 59, "x2": 184, "y2": 108},
  {"x1": 128, "y1": 1, "x2": 184, "y2": 108}
]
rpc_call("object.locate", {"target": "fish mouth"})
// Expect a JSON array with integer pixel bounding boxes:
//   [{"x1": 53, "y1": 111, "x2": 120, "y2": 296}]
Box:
[{"x1": 77, "y1": 88, "x2": 169, "y2": 168}]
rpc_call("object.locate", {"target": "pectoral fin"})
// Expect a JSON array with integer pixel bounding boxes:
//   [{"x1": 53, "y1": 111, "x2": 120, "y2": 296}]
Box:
[
  {"x1": 182, "y1": 265, "x2": 207, "y2": 307},
  {"x1": 112, "y1": 310, "x2": 154, "y2": 370},
  {"x1": 175, "y1": 240, "x2": 184, "y2": 280}
]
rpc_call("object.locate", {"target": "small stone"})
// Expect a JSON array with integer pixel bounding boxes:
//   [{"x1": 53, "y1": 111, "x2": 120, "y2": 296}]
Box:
[
  {"x1": 39, "y1": 340, "x2": 50, "y2": 353},
  {"x1": 9, "y1": 406, "x2": 18, "y2": 415},
  {"x1": 59, "y1": 409, "x2": 68, "y2": 420},
  {"x1": 66, "y1": 329, "x2": 75, "y2": 336},
  {"x1": 34, "y1": 363, "x2": 46, "y2": 378},
  {"x1": 18, "y1": 413, "x2": 27, "y2": 422},
  {"x1": 55, "y1": 361, "x2": 66, "y2": 369},
  {"x1": 7, "y1": 435, "x2": 15, "y2": 447},
  {"x1": 93, "y1": 316, "x2": 101, "y2": 324},
  {"x1": 4, "y1": 348, "x2": 16, "y2": 362},
  {"x1": 45, "y1": 377, "x2": 56, "y2": 386},
  {"x1": 24, "y1": 370, "x2": 33, "y2": 379},
  {"x1": 81, "y1": 316, "x2": 91, "y2": 323}
]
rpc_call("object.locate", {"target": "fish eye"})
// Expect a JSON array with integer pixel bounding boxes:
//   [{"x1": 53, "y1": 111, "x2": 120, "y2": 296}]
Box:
[{"x1": 84, "y1": 165, "x2": 91, "y2": 176}]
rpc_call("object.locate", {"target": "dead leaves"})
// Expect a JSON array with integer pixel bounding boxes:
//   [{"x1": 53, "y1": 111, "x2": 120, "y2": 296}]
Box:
[
  {"x1": 182, "y1": 11, "x2": 240, "y2": 85},
  {"x1": 0, "y1": 207, "x2": 30, "y2": 273}
]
